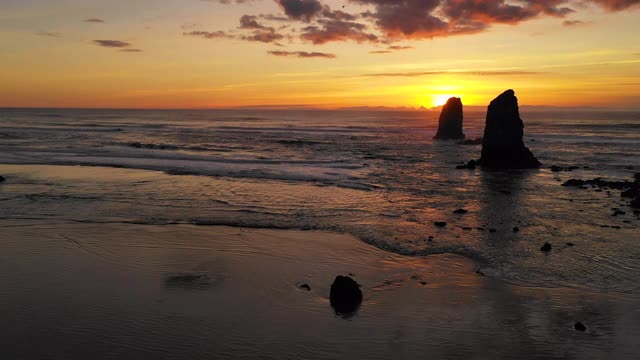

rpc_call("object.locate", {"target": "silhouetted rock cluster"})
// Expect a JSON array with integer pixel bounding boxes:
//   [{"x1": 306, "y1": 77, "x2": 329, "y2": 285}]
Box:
[
  {"x1": 622, "y1": 173, "x2": 640, "y2": 208},
  {"x1": 479, "y1": 90, "x2": 541, "y2": 169},
  {"x1": 562, "y1": 178, "x2": 633, "y2": 190},
  {"x1": 434, "y1": 97, "x2": 465, "y2": 140},
  {"x1": 330, "y1": 276, "x2": 362, "y2": 314}
]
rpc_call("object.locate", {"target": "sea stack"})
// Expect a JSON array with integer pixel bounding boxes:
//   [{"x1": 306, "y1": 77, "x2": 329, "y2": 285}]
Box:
[
  {"x1": 434, "y1": 97, "x2": 465, "y2": 140},
  {"x1": 479, "y1": 90, "x2": 541, "y2": 169}
]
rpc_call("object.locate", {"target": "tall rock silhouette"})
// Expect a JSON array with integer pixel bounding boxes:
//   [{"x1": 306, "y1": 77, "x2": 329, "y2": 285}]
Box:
[
  {"x1": 434, "y1": 97, "x2": 465, "y2": 140},
  {"x1": 480, "y1": 90, "x2": 541, "y2": 169}
]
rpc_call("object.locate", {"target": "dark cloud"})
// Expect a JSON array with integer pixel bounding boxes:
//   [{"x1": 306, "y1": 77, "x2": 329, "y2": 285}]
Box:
[
  {"x1": 353, "y1": 0, "x2": 450, "y2": 39},
  {"x1": 268, "y1": 50, "x2": 336, "y2": 58},
  {"x1": 275, "y1": 0, "x2": 323, "y2": 21},
  {"x1": 588, "y1": 0, "x2": 640, "y2": 11},
  {"x1": 92, "y1": 40, "x2": 132, "y2": 48},
  {"x1": 85, "y1": 18, "x2": 105, "y2": 23},
  {"x1": 301, "y1": 19, "x2": 378, "y2": 44},
  {"x1": 351, "y1": 0, "x2": 576, "y2": 39},
  {"x1": 239, "y1": 15, "x2": 273, "y2": 30},
  {"x1": 192, "y1": 0, "x2": 640, "y2": 48}
]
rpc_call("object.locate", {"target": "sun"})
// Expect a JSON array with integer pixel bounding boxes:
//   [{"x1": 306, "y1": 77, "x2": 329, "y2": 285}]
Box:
[{"x1": 432, "y1": 94, "x2": 458, "y2": 107}]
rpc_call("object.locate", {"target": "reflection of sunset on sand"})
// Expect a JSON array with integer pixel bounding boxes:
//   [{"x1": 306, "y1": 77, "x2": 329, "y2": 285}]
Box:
[{"x1": 2, "y1": 221, "x2": 638, "y2": 359}]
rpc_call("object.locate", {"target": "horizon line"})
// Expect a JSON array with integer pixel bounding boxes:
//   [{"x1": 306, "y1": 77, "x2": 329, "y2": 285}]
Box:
[{"x1": 1, "y1": 104, "x2": 639, "y2": 112}]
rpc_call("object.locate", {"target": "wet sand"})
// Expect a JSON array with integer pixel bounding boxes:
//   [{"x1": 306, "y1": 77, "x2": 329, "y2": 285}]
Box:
[{"x1": 1, "y1": 220, "x2": 638, "y2": 359}]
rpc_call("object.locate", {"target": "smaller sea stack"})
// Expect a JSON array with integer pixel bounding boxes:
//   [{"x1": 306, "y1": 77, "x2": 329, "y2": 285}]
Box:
[
  {"x1": 434, "y1": 97, "x2": 465, "y2": 140},
  {"x1": 479, "y1": 90, "x2": 540, "y2": 169}
]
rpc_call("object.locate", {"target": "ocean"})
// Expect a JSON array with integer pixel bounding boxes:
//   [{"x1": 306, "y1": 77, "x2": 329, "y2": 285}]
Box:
[{"x1": 1, "y1": 107, "x2": 639, "y2": 293}]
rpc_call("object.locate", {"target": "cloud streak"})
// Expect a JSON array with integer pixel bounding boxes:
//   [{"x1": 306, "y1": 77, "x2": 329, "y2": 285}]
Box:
[
  {"x1": 92, "y1": 40, "x2": 143, "y2": 52},
  {"x1": 92, "y1": 40, "x2": 132, "y2": 48},
  {"x1": 363, "y1": 70, "x2": 545, "y2": 77},
  {"x1": 268, "y1": 50, "x2": 336, "y2": 58}
]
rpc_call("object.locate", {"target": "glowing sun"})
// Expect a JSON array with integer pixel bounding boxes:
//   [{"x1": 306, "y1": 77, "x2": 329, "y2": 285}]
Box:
[{"x1": 432, "y1": 94, "x2": 458, "y2": 107}]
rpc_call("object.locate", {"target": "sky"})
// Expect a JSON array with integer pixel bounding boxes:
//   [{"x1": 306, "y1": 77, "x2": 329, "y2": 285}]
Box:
[{"x1": 1, "y1": 0, "x2": 639, "y2": 109}]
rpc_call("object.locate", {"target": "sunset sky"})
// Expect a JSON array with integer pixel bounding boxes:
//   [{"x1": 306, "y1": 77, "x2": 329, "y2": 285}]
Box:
[{"x1": 1, "y1": 0, "x2": 639, "y2": 109}]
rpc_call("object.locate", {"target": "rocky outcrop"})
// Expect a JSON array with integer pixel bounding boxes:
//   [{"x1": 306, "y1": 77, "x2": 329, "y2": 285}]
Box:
[
  {"x1": 434, "y1": 97, "x2": 465, "y2": 140},
  {"x1": 624, "y1": 173, "x2": 640, "y2": 208},
  {"x1": 479, "y1": 90, "x2": 541, "y2": 169},
  {"x1": 330, "y1": 276, "x2": 362, "y2": 314}
]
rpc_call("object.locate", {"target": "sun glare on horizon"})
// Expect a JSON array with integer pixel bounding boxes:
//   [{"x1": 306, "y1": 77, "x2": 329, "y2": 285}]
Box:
[{"x1": 432, "y1": 94, "x2": 459, "y2": 107}]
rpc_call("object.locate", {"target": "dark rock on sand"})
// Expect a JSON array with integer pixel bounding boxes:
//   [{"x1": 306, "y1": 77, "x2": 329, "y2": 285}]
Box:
[
  {"x1": 330, "y1": 276, "x2": 363, "y2": 314},
  {"x1": 540, "y1": 242, "x2": 552, "y2": 252},
  {"x1": 434, "y1": 221, "x2": 447, "y2": 227},
  {"x1": 0, "y1": 176, "x2": 5, "y2": 183},
  {"x1": 612, "y1": 210, "x2": 626, "y2": 216},
  {"x1": 574, "y1": 322, "x2": 587, "y2": 332},
  {"x1": 479, "y1": 90, "x2": 541, "y2": 169},
  {"x1": 621, "y1": 173, "x2": 640, "y2": 208},
  {"x1": 513, "y1": 227, "x2": 520, "y2": 232},
  {"x1": 489, "y1": 228, "x2": 497, "y2": 233},
  {"x1": 453, "y1": 209, "x2": 468, "y2": 214},
  {"x1": 458, "y1": 138, "x2": 483, "y2": 145},
  {"x1": 434, "y1": 97, "x2": 465, "y2": 140},
  {"x1": 299, "y1": 283, "x2": 311, "y2": 291}
]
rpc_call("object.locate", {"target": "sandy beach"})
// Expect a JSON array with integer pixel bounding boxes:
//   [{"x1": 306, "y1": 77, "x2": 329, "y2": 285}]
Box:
[{"x1": 1, "y1": 216, "x2": 639, "y2": 359}]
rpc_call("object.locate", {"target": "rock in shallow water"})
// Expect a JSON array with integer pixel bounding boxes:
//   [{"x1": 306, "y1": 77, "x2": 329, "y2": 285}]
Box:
[
  {"x1": 574, "y1": 322, "x2": 587, "y2": 332},
  {"x1": 434, "y1": 97, "x2": 465, "y2": 140},
  {"x1": 540, "y1": 242, "x2": 552, "y2": 252},
  {"x1": 479, "y1": 90, "x2": 541, "y2": 169},
  {"x1": 0, "y1": 176, "x2": 5, "y2": 183},
  {"x1": 330, "y1": 276, "x2": 363, "y2": 314},
  {"x1": 299, "y1": 283, "x2": 311, "y2": 291}
]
